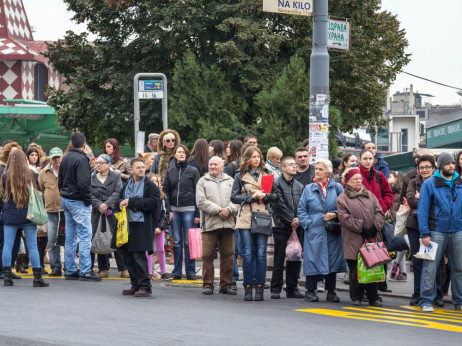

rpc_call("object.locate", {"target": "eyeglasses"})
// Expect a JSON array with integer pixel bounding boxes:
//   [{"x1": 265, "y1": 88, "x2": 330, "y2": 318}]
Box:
[
  {"x1": 95, "y1": 161, "x2": 108, "y2": 165},
  {"x1": 350, "y1": 177, "x2": 363, "y2": 182},
  {"x1": 286, "y1": 163, "x2": 298, "y2": 167},
  {"x1": 165, "y1": 139, "x2": 176, "y2": 143},
  {"x1": 419, "y1": 165, "x2": 433, "y2": 171}
]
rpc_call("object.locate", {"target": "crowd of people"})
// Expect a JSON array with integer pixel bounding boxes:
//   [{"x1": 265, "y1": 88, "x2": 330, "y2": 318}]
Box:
[{"x1": 0, "y1": 130, "x2": 461, "y2": 311}]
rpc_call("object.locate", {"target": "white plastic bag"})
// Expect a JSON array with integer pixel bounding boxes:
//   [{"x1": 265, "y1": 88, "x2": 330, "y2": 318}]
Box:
[
  {"x1": 285, "y1": 228, "x2": 302, "y2": 261},
  {"x1": 394, "y1": 204, "x2": 410, "y2": 236},
  {"x1": 414, "y1": 240, "x2": 438, "y2": 261}
]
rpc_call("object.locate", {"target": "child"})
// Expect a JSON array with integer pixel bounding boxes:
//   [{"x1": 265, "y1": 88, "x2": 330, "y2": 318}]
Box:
[{"x1": 146, "y1": 173, "x2": 171, "y2": 280}]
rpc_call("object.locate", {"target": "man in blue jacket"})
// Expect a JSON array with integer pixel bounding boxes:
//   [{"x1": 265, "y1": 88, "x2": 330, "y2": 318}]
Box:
[{"x1": 418, "y1": 152, "x2": 462, "y2": 312}]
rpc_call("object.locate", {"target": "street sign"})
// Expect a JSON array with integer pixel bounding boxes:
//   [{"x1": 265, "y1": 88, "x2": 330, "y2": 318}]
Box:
[
  {"x1": 139, "y1": 80, "x2": 162, "y2": 92},
  {"x1": 138, "y1": 91, "x2": 164, "y2": 99},
  {"x1": 327, "y1": 18, "x2": 350, "y2": 50},
  {"x1": 262, "y1": 0, "x2": 313, "y2": 17}
]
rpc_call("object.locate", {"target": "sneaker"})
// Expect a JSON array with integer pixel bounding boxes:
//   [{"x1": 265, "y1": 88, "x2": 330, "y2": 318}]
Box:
[
  {"x1": 343, "y1": 272, "x2": 349, "y2": 284},
  {"x1": 316, "y1": 282, "x2": 325, "y2": 293},
  {"x1": 409, "y1": 296, "x2": 420, "y2": 306},
  {"x1": 120, "y1": 270, "x2": 130, "y2": 278},
  {"x1": 203, "y1": 287, "x2": 213, "y2": 295},
  {"x1": 65, "y1": 271, "x2": 80, "y2": 280},
  {"x1": 172, "y1": 275, "x2": 182, "y2": 280},
  {"x1": 161, "y1": 273, "x2": 172, "y2": 280},
  {"x1": 219, "y1": 288, "x2": 237, "y2": 295},
  {"x1": 421, "y1": 303, "x2": 434, "y2": 312},
  {"x1": 231, "y1": 283, "x2": 237, "y2": 292},
  {"x1": 391, "y1": 272, "x2": 407, "y2": 282},
  {"x1": 79, "y1": 272, "x2": 102, "y2": 282},
  {"x1": 326, "y1": 291, "x2": 340, "y2": 303},
  {"x1": 271, "y1": 292, "x2": 280, "y2": 299},
  {"x1": 390, "y1": 262, "x2": 400, "y2": 280},
  {"x1": 186, "y1": 275, "x2": 197, "y2": 281},
  {"x1": 151, "y1": 272, "x2": 160, "y2": 280},
  {"x1": 287, "y1": 290, "x2": 305, "y2": 299},
  {"x1": 434, "y1": 297, "x2": 445, "y2": 307},
  {"x1": 48, "y1": 269, "x2": 62, "y2": 277},
  {"x1": 97, "y1": 270, "x2": 109, "y2": 278},
  {"x1": 369, "y1": 300, "x2": 383, "y2": 307},
  {"x1": 305, "y1": 290, "x2": 319, "y2": 302}
]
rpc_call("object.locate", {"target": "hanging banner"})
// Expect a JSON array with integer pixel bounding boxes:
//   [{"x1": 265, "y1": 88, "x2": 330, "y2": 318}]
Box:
[{"x1": 309, "y1": 123, "x2": 329, "y2": 164}]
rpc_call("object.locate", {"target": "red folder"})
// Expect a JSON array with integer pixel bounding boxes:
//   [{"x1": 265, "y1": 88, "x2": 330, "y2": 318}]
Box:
[{"x1": 260, "y1": 175, "x2": 274, "y2": 202}]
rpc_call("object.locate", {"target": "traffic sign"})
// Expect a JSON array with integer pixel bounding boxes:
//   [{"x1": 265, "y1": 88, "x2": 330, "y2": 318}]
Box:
[{"x1": 262, "y1": 0, "x2": 313, "y2": 17}]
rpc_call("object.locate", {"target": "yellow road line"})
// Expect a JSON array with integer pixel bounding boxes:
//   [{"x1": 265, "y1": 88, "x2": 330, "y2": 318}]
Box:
[{"x1": 343, "y1": 307, "x2": 462, "y2": 323}]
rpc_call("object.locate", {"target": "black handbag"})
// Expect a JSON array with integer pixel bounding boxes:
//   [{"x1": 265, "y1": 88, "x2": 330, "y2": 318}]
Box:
[
  {"x1": 56, "y1": 210, "x2": 66, "y2": 247},
  {"x1": 381, "y1": 220, "x2": 409, "y2": 252},
  {"x1": 251, "y1": 211, "x2": 273, "y2": 236},
  {"x1": 315, "y1": 191, "x2": 341, "y2": 235}
]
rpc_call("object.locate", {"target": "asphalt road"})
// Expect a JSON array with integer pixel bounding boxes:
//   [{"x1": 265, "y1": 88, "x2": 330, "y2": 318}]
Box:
[{"x1": 0, "y1": 275, "x2": 461, "y2": 346}]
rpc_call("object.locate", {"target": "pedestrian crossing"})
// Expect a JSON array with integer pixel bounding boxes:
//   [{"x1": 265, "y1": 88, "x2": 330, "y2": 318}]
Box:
[{"x1": 297, "y1": 306, "x2": 462, "y2": 333}]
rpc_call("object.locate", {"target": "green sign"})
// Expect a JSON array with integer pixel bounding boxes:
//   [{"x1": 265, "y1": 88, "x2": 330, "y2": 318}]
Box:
[{"x1": 426, "y1": 119, "x2": 462, "y2": 148}]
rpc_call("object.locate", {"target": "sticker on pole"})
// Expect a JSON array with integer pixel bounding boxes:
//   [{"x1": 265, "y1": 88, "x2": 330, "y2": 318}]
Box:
[
  {"x1": 328, "y1": 18, "x2": 350, "y2": 51},
  {"x1": 262, "y1": 0, "x2": 313, "y2": 17}
]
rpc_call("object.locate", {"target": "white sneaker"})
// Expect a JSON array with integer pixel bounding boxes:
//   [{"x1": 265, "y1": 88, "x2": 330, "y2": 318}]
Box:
[
  {"x1": 317, "y1": 282, "x2": 325, "y2": 293},
  {"x1": 421, "y1": 304, "x2": 434, "y2": 312}
]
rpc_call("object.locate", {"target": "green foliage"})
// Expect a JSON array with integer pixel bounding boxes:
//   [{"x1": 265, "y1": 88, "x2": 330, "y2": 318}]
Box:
[
  {"x1": 169, "y1": 51, "x2": 247, "y2": 142},
  {"x1": 45, "y1": 0, "x2": 409, "y2": 152}
]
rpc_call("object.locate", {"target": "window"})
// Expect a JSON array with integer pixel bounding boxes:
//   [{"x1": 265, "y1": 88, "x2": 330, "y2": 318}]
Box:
[
  {"x1": 377, "y1": 128, "x2": 389, "y2": 151},
  {"x1": 34, "y1": 64, "x2": 48, "y2": 101},
  {"x1": 401, "y1": 128, "x2": 408, "y2": 152}
]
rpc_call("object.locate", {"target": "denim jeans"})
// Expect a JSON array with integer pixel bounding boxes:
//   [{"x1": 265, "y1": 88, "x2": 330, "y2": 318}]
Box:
[
  {"x1": 239, "y1": 229, "x2": 268, "y2": 286},
  {"x1": 420, "y1": 231, "x2": 462, "y2": 306},
  {"x1": 61, "y1": 198, "x2": 92, "y2": 276},
  {"x1": 233, "y1": 229, "x2": 241, "y2": 283},
  {"x1": 171, "y1": 211, "x2": 196, "y2": 276},
  {"x1": 0, "y1": 226, "x2": 21, "y2": 271},
  {"x1": 46, "y1": 212, "x2": 62, "y2": 270},
  {"x1": 2, "y1": 223, "x2": 40, "y2": 269}
]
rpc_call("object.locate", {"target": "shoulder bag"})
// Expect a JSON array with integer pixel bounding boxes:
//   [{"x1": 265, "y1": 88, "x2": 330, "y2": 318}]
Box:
[
  {"x1": 26, "y1": 185, "x2": 48, "y2": 226},
  {"x1": 315, "y1": 191, "x2": 341, "y2": 236},
  {"x1": 240, "y1": 179, "x2": 273, "y2": 236}
]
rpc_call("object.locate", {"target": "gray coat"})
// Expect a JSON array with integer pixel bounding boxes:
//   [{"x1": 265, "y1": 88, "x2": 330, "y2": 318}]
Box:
[{"x1": 91, "y1": 171, "x2": 123, "y2": 235}]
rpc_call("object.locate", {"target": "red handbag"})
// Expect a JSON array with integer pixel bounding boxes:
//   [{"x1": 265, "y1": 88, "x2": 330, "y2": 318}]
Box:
[{"x1": 359, "y1": 240, "x2": 392, "y2": 268}]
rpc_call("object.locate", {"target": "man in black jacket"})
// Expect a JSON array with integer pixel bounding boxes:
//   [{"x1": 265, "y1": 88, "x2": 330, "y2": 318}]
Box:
[
  {"x1": 118, "y1": 158, "x2": 160, "y2": 297},
  {"x1": 270, "y1": 156, "x2": 305, "y2": 299},
  {"x1": 58, "y1": 132, "x2": 101, "y2": 282}
]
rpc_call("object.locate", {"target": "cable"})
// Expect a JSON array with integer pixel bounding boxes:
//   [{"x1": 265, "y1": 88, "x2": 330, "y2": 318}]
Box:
[{"x1": 402, "y1": 71, "x2": 462, "y2": 90}]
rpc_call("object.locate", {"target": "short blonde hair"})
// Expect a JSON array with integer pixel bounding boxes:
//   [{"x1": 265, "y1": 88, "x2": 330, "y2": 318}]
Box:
[
  {"x1": 163, "y1": 133, "x2": 175, "y2": 142},
  {"x1": 267, "y1": 147, "x2": 283, "y2": 160},
  {"x1": 315, "y1": 158, "x2": 333, "y2": 176}
]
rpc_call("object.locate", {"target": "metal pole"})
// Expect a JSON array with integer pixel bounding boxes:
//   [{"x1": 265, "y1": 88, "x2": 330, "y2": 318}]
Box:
[{"x1": 309, "y1": 0, "x2": 329, "y2": 162}]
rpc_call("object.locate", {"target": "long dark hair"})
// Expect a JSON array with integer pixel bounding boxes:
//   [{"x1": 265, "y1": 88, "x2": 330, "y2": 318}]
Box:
[
  {"x1": 209, "y1": 140, "x2": 225, "y2": 159},
  {"x1": 226, "y1": 140, "x2": 243, "y2": 164},
  {"x1": 0, "y1": 150, "x2": 37, "y2": 208},
  {"x1": 103, "y1": 138, "x2": 122, "y2": 163},
  {"x1": 456, "y1": 151, "x2": 462, "y2": 175},
  {"x1": 189, "y1": 138, "x2": 209, "y2": 176}
]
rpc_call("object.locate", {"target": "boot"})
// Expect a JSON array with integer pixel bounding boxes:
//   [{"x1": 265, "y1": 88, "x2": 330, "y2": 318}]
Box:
[
  {"x1": 244, "y1": 285, "x2": 253, "y2": 301},
  {"x1": 23, "y1": 253, "x2": 30, "y2": 270},
  {"x1": 3, "y1": 266, "x2": 14, "y2": 286},
  {"x1": 15, "y1": 254, "x2": 27, "y2": 273},
  {"x1": 32, "y1": 268, "x2": 49, "y2": 287},
  {"x1": 254, "y1": 284, "x2": 264, "y2": 301}
]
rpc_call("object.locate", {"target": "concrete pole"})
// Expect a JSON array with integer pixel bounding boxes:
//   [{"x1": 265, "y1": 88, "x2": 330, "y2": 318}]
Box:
[{"x1": 308, "y1": 0, "x2": 330, "y2": 162}]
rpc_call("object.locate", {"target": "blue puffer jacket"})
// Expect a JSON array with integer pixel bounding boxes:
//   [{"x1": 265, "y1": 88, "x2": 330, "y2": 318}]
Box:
[
  {"x1": 2, "y1": 171, "x2": 40, "y2": 225},
  {"x1": 374, "y1": 153, "x2": 390, "y2": 179},
  {"x1": 417, "y1": 171, "x2": 462, "y2": 237}
]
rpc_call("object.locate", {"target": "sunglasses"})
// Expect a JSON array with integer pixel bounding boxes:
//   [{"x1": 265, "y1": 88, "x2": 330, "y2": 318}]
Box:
[{"x1": 165, "y1": 139, "x2": 176, "y2": 143}]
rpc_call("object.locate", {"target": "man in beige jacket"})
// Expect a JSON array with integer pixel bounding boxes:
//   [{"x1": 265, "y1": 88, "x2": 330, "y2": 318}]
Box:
[{"x1": 196, "y1": 156, "x2": 238, "y2": 295}]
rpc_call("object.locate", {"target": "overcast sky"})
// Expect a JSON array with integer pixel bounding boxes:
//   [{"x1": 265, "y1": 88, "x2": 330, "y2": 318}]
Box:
[{"x1": 22, "y1": 0, "x2": 462, "y2": 106}]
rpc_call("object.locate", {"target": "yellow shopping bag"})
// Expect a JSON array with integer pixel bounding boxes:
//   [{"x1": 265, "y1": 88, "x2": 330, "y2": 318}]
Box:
[{"x1": 114, "y1": 206, "x2": 128, "y2": 248}]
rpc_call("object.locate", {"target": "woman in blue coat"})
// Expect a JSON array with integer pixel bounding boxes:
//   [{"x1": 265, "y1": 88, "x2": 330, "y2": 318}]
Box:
[{"x1": 298, "y1": 158, "x2": 346, "y2": 303}]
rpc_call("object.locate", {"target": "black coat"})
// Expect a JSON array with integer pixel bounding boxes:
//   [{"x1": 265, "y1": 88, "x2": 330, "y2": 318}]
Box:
[
  {"x1": 116, "y1": 178, "x2": 160, "y2": 253},
  {"x1": 163, "y1": 160, "x2": 200, "y2": 217},
  {"x1": 58, "y1": 148, "x2": 92, "y2": 205},
  {"x1": 271, "y1": 175, "x2": 304, "y2": 234},
  {"x1": 90, "y1": 171, "x2": 123, "y2": 237}
]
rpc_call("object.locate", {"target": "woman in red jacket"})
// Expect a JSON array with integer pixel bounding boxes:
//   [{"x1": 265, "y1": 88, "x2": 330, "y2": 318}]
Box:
[{"x1": 358, "y1": 149, "x2": 393, "y2": 214}]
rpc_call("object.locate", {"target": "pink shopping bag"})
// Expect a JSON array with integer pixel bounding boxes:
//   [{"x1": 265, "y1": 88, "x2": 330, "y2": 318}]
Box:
[{"x1": 188, "y1": 228, "x2": 202, "y2": 259}]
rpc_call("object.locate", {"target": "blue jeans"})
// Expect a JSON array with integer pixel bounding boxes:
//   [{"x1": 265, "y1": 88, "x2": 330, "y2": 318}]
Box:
[
  {"x1": 420, "y1": 231, "x2": 462, "y2": 306},
  {"x1": 171, "y1": 211, "x2": 196, "y2": 276},
  {"x1": 240, "y1": 229, "x2": 268, "y2": 286},
  {"x1": 61, "y1": 198, "x2": 92, "y2": 276},
  {"x1": 46, "y1": 212, "x2": 62, "y2": 270},
  {"x1": 2, "y1": 223, "x2": 40, "y2": 269}
]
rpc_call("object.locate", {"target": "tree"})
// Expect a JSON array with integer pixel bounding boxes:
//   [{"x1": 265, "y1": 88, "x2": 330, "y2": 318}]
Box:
[{"x1": 45, "y1": 0, "x2": 409, "y2": 150}]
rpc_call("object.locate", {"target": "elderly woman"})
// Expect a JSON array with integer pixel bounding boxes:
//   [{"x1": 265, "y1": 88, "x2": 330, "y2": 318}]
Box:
[
  {"x1": 298, "y1": 158, "x2": 346, "y2": 303},
  {"x1": 90, "y1": 154, "x2": 128, "y2": 278},
  {"x1": 337, "y1": 167, "x2": 386, "y2": 307},
  {"x1": 265, "y1": 147, "x2": 283, "y2": 178}
]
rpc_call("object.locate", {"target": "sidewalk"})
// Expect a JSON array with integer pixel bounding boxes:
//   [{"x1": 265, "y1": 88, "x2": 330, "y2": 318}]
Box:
[{"x1": 109, "y1": 256, "x2": 452, "y2": 301}]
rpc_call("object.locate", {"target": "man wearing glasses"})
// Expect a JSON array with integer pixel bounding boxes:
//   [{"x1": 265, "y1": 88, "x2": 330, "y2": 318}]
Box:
[{"x1": 270, "y1": 157, "x2": 305, "y2": 299}]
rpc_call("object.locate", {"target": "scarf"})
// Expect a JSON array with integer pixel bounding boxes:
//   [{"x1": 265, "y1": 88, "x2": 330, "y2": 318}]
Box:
[
  {"x1": 159, "y1": 149, "x2": 174, "y2": 182},
  {"x1": 314, "y1": 177, "x2": 329, "y2": 198},
  {"x1": 249, "y1": 168, "x2": 261, "y2": 182},
  {"x1": 123, "y1": 176, "x2": 145, "y2": 222}
]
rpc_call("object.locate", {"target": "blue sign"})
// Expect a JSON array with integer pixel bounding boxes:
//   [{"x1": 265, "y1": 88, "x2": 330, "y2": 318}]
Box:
[{"x1": 139, "y1": 80, "x2": 163, "y2": 92}]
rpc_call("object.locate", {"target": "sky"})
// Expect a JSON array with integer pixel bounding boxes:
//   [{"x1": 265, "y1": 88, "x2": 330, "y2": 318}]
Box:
[{"x1": 22, "y1": 0, "x2": 462, "y2": 106}]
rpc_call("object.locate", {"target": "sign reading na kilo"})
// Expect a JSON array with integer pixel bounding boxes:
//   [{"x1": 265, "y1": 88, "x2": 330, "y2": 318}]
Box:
[{"x1": 262, "y1": 0, "x2": 313, "y2": 17}]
